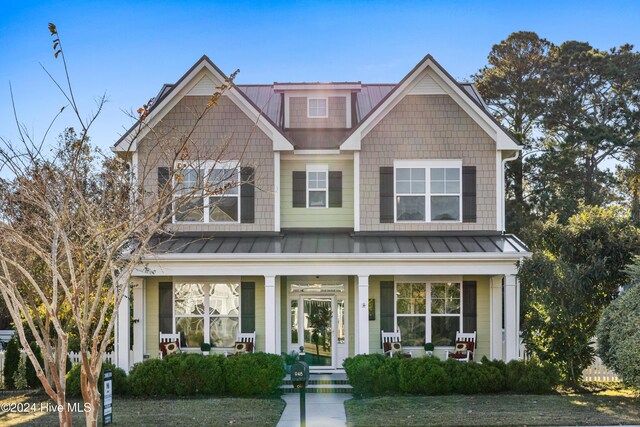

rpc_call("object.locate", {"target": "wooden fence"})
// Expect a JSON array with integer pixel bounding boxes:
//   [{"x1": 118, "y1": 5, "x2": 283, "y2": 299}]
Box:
[{"x1": 0, "y1": 351, "x2": 114, "y2": 385}]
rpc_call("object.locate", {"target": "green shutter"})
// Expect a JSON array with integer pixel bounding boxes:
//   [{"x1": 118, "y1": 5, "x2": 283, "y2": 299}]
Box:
[
  {"x1": 328, "y1": 171, "x2": 342, "y2": 208},
  {"x1": 380, "y1": 281, "x2": 395, "y2": 347},
  {"x1": 380, "y1": 167, "x2": 394, "y2": 223},
  {"x1": 292, "y1": 171, "x2": 306, "y2": 208},
  {"x1": 240, "y1": 282, "x2": 256, "y2": 333},
  {"x1": 462, "y1": 166, "x2": 477, "y2": 222},
  {"x1": 462, "y1": 281, "x2": 477, "y2": 333},
  {"x1": 158, "y1": 282, "x2": 173, "y2": 334},
  {"x1": 240, "y1": 167, "x2": 255, "y2": 223},
  {"x1": 158, "y1": 167, "x2": 171, "y2": 219}
]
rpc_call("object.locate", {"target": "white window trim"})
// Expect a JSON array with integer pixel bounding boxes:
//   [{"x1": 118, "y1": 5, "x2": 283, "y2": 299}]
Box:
[
  {"x1": 393, "y1": 159, "x2": 463, "y2": 224},
  {"x1": 307, "y1": 97, "x2": 329, "y2": 119},
  {"x1": 393, "y1": 279, "x2": 463, "y2": 349},
  {"x1": 306, "y1": 163, "x2": 329, "y2": 209},
  {"x1": 172, "y1": 160, "x2": 241, "y2": 224},
  {"x1": 173, "y1": 280, "x2": 241, "y2": 350}
]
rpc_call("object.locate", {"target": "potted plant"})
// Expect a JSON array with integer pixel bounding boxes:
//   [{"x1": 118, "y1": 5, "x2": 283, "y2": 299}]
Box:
[
  {"x1": 282, "y1": 351, "x2": 298, "y2": 374},
  {"x1": 423, "y1": 342, "x2": 435, "y2": 356},
  {"x1": 201, "y1": 342, "x2": 211, "y2": 356}
]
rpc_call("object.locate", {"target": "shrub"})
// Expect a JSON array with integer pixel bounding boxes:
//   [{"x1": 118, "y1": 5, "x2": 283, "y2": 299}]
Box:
[
  {"x1": 166, "y1": 353, "x2": 224, "y2": 396},
  {"x1": 596, "y1": 283, "x2": 640, "y2": 389},
  {"x1": 444, "y1": 359, "x2": 504, "y2": 394},
  {"x1": 399, "y1": 357, "x2": 449, "y2": 395},
  {"x1": 66, "y1": 362, "x2": 128, "y2": 397},
  {"x1": 505, "y1": 359, "x2": 560, "y2": 393},
  {"x1": 25, "y1": 341, "x2": 44, "y2": 388},
  {"x1": 223, "y1": 352, "x2": 285, "y2": 396},
  {"x1": 128, "y1": 359, "x2": 172, "y2": 396},
  {"x1": 3, "y1": 335, "x2": 20, "y2": 389},
  {"x1": 13, "y1": 356, "x2": 28, "y2": 389},
  {"x1": 343, "y1": 354, "x2": 400, "y2": 396}
]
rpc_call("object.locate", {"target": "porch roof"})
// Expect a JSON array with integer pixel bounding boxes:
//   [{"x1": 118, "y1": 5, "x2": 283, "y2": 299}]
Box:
[{"x1": 147, "y1": 231, "x2": 529, "y2": 257}]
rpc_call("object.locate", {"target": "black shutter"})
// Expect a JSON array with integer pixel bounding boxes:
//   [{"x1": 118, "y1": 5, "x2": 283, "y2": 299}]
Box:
[
  {"x1": 158, "y1": 167, "x2": 171, "y2": 218},
  {"x1": 240, "y1": 282, "x2": 256, "y2": 333},
  {"x1": 329, "y1": 171, "x2": 342, "y2": 208},
  {"x1": 240, "y1": 167, "x2": 255, "y2": 223},
  {"x1": 380, "y1": 167, "x2": 394, "y2": 223},
  {"x1": 158, "y1": 282, "x2": 173, "y2": 335},
  {"x1": 462, "y1": 166, "x2": 477, "y2": 223},
  {"x1": 380, "y1": 281, "x2": 395, "y2": 347},
  {"x1": 462, "y1": 281, "x2": 477, "y2": 333},
  {"x1": 292, "y1": 171, "x2": 306, "y2": 208}
]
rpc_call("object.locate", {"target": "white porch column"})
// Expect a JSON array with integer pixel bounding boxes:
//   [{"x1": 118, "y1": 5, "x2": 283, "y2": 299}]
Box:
[
  {"x1": 489, "y1": 276, "x2": 503, "y2": 360},
  {"x1": 274, "y1": 276, "x2": 282, "y2": 355},
  {"x1": 356, "y1": 275, "x2": 369, "y2": 354},
  {"x1": 115, "y1": 278, "x2": 130, "y2": 371},
  {"x1": 264, "y1": 275, "x2": 277, "y2": 354},
  {"x1": 131, "y1": 277, "x2": 145, "y2": 365},
  {"x1": 504, "y1": 274, "x2": 519, "y2": 361}
]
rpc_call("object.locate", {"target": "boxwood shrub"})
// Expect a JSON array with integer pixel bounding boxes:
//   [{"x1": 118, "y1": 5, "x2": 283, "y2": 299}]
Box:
[
  {"x1": 128, "y1": 358, "x2": 172, "y2": 396},
  {"x1": 343, "y1": 354, "x2": 560, "y2": 395},
  {"x1": 66, "y1": 362, "x2": 128, "y2": 397},
  {"x1": 166, "y1": 353, "x2": 225, "y2": 396},
  {"x1": 223, "y1": 352, "x2": 286, "y2": 397}
]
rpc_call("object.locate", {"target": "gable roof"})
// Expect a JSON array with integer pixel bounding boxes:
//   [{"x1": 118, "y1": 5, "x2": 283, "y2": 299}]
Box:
[
  {"x1": 339, "y1": 54, "x2": 522, "y2": 151},
  {"x1": 113, "y1": 55, "x2": 295, "y2": 152}
]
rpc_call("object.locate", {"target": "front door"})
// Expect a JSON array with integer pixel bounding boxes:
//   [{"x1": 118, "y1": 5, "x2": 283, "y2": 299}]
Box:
[{"x1": 288, "y1": 278, "x2": 348, "y2": 371}]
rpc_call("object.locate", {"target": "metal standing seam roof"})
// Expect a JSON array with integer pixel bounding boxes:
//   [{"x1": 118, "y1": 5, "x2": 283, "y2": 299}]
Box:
[{"x1": 148, "y1": 232, "x2": 529, "y2": 256}]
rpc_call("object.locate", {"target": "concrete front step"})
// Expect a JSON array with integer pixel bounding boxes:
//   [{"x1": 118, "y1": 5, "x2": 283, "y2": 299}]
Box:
[
  {"x1": 280, "y1": 372, "x2": 352, "y2": 394},
  {"x1": 280, "y1": 384, "x2": 353, "y2": 394}
]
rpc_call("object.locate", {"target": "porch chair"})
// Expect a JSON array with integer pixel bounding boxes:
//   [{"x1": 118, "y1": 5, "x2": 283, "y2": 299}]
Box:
[
  {"x1": 159, "y1": 333, "x2": 181, "y2": 359},
  {"x1": 446, "y1": 331, "x2": 477, "y2": 362},
  {"x1": 225, "y1": 331, "x2": 256, "y2": 357},
  {"x1": 381, "y1": 330, "x2": 412, "y2": 358}
]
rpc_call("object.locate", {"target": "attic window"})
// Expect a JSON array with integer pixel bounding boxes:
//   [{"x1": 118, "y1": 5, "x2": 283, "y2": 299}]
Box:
[{"x1": 307, "y1": 98, "x2": 328, "y2": 118}]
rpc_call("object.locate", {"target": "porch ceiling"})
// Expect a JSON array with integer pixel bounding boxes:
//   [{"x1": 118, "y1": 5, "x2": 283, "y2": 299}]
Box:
[{"x1": 147, "y1": 231, "x2": 529, "y2": 257}]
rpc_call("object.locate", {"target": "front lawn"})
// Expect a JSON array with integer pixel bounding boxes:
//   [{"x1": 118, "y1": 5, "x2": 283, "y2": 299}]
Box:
[
  {"x1": 0, "y1": 393, "x2": 285, "y2": 426},
  {"x1": 345, "y1": 386, "x2": 640, "y2": 426}
]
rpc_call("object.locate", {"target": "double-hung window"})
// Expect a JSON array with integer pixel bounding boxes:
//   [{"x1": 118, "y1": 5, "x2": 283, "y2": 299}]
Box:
[
  {"x1": 395, "y1": 281, "x2": 461, "y2": 347},
  {"x1": 173, "y1": 161, "x2": 240, "y2": 223},
  {"x1": 307, "y1": 164, "x2": 328, "y2": 208},
  {"x1": 174, "y1": 281, "x2": 240, "y2": 348},
  {"x1": 394, "y1": 160, "x2": 462, "y2": 223},
  {"x1": 307, "y1": 97, "x2": 328, "y2": 118}
]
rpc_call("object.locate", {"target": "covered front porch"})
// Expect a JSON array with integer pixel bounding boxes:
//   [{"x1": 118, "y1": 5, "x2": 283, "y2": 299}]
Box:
[{"x1": 114, "y1": 232, "x2": 528, "y2": 371}]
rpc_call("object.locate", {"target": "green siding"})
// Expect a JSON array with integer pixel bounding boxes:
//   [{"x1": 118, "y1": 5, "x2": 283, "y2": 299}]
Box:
[
  {"x1": 243, "y1": 276, "x2": 265, "y2": 352},
  {"x1": 145, "y1": 277, "x2": 165, "y2": 359},
  {"x1": 281, "y1": 159, "x2": 354, "y2": 228}
]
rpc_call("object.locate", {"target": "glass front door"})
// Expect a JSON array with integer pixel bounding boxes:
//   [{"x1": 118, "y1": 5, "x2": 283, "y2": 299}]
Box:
[{"x1": 302, "y1": 297, "x2": 333, "y2": 367}]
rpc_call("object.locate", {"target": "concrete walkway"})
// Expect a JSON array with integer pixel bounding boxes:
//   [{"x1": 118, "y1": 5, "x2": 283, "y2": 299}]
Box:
[{"x1": 277, "y1": 393, "x2": 350, "y2": 427}]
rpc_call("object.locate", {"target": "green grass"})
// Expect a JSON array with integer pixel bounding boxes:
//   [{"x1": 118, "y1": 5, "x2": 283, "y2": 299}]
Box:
[
  {"x1": 0, "y1": 393, "x2": 285, "y2": 426},
  {"x1": 345, "y1": 387, "x2": 640, "y2": 426}
]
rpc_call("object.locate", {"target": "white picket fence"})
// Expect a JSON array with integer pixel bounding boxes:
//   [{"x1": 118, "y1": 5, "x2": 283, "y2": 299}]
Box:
[{"x1": 0, "y1": 350, "x2": 114, "y2": 385}]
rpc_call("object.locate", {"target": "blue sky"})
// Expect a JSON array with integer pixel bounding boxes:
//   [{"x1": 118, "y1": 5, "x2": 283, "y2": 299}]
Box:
[{"x1": 1, "y1": 0, "x2": 639, "y2": 151}]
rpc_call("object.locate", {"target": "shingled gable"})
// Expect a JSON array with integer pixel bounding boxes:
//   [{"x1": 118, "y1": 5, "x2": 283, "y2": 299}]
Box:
[
  {"x1": 112, "y1": 55, "x2": 295, "y2": 152},
  {"x1": 339, "y1": 54, "x2": 522, "y2": 152}
]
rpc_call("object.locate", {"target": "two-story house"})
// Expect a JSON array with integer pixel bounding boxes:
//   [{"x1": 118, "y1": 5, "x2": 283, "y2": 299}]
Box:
[{"x1": 113, "y1": 54, "x2": 529, "y2": 372}]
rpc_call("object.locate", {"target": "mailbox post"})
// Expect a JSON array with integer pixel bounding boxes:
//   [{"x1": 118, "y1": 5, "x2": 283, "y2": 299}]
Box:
[{"x1": 290, "y1": 360, "x2": 309, "y2": 427}]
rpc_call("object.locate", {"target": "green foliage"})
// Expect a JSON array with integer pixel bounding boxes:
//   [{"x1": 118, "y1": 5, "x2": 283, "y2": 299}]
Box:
[
  {"x1": 505, "y1": 360, "x2": 560, "y2": 394},
  {"x1": 25, "y1": 341, "x2": 43, "y2": 388},
  {"x1": 166, "y1": 353, "x2": 224, "y2": 396},
  {"x1": 596, "y1": 282, "x2": 640, "y2": 388},
  {"x1": 398, "y1": 357, "x2": 449, "y2": 395},
  {"x1": 223, "y1": 352, "x2": 285, "y2": 397},
  {"x1": 344, "y1": 354, "x2": 560, "y2": 395},
  {"x1": 128, "y1": 359, "x2": 172, "y2": 396},
  {"x1": 519, "y1": 205, "x2": 640, "y2": 382},
  {"x1": 13, "y1": 356, "x2": 27, "y2": 389},
  {"x1": 343, "y1": 353, "x2": 400, "y2": 396},
  {"x1": 282, "y1": 351, "x2": 298, "y2": 366},
  {"x1": 66, "y1": 362, "x2": 128, "y2": 397},
  {"x1": 3, "y1": 335, "x2": 20, "y2": 389}
]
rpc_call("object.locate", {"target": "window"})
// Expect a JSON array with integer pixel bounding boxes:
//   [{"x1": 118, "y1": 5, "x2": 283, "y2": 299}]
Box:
[
  {"x1": 394, "y1": 160, "x2": 461, "y2": 223},
  {"x1": 430, "y1": 168, "x2": 460, "y2": 221},
  {"x1": 395, "y1": 281, "x2": 461, "y2": 347},
  {"x1": 174, "y1": 282, "x2": 240, "y2": 348},
  {"x1": 173, "y1": 161, "x2": 240, "y2": 223},
  {"x1": 307, "y1": 164, "x2": 328, "y2": 208},
  {"x1": 307, "y1": 97, "x2": 328, "y2": 118}
]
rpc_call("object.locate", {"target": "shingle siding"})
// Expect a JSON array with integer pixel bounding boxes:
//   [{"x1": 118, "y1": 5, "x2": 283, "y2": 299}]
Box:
[
  {"x1": 289, "y1": 96, "x2": 347, "y2": 128},
  {"x1": 137, "y1": 95, "x2": 274, "y2": 232},
  {"x1": 360, "y1": 94, "x2": 497, "y2": 231}
]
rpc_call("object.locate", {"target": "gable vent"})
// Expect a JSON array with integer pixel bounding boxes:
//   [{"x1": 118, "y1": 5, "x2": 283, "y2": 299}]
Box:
[{"x1": 409, "y1": 72, "x2": 446, "y2": 95}]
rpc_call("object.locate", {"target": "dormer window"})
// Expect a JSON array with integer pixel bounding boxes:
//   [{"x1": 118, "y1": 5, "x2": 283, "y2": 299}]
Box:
[{"x1": 307, "y1": 97, "x2": 328, "y2": 118}]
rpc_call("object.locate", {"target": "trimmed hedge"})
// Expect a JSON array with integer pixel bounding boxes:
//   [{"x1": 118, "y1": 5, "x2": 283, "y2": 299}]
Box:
[
  {"x1": 343, "y1": 354, "x2": 559, "y2": 396},
  {"x1": 166, "y1": 353, "x2": 225, "y2": 396},
  {"x1": 224, "y1": 352, "x2": 286, "y2": 397},
  {"x1": 66, "y1": 362, "x2": 128, "y2": 397}
]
